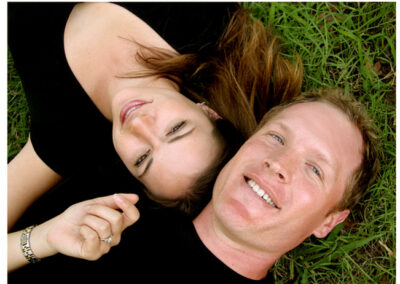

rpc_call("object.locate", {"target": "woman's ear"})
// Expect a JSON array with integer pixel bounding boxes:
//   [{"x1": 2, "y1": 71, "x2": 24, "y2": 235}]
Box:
[
  {"x1": 312, "y1": 209, "x2": 350, "y2": 238},
  {"x1": 197, "y1": 103, "x2": 222, "y2": 120}
]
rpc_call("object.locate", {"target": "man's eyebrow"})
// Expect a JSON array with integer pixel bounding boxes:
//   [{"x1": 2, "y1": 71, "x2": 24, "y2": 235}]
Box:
[
  {"x1": 167, "y1": 128, "x2": 195, "y2": 144},
  {"x1": 275, "y1": 121, "x2": 336, "y2": 170},
  {"x1": 313, "y1": 151, "x2": 332, "y2": 165},
  {"x1": 274, "y1": 121, "x2": 290, "y2": 133},
  {"x1": 138, "y1": 158, "x2": 153, "y2": 178},
  {"x1": 313, "y1": 150, "x2": 336, "y2": 172}
]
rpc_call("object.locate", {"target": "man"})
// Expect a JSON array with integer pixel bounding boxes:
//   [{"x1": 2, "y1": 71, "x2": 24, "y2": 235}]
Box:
[
  {"x1": 9, "y1": 89, "x2": 380, "y2": 283},
  {"x1": 193, "y1": 88, "x2": 380, "y2": 280}
]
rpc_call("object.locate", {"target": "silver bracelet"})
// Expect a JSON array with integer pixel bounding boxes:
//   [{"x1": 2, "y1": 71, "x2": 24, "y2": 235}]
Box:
[{"x1": 20, "y1": 225, "x2": 41, "y2": 263}]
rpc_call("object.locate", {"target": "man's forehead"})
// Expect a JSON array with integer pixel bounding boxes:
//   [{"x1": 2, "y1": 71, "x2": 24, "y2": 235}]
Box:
[
  {"x1": 254, "y1": 100, "x2": 363, "y2": 178},
  {"x1": 282, "y1": 101, "x2": 339, "y2": 114},
  {"x1": 257, "y1": 102, "x2": 360, "y2": 149},
  {"x1": 258, "y1": 101, "x2": 344, "y2": 129}
]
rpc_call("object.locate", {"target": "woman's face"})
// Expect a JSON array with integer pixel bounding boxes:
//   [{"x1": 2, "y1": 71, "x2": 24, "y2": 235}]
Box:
[{"x1": 111, "y1": 87, "x2": 223, "y2": 199}]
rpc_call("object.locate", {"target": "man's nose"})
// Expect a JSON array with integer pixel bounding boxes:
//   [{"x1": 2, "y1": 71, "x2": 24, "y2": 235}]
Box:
[{"x1": 264, "y1": 155, "x2": 291, "y2": 183}]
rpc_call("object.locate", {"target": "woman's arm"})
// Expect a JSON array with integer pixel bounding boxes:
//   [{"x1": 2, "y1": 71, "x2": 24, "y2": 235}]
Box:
[
  {"x1": 8, "y1": 193, "x2": 140, "y2": 272},
  {"x1": 8, "y1": 136, "x2": 62, "y2": 231}
]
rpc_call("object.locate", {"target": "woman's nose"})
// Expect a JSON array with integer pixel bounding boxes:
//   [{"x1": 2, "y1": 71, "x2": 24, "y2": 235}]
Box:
[{"x1": 129, "y1": 114, "x2": 157, "y2": 143}]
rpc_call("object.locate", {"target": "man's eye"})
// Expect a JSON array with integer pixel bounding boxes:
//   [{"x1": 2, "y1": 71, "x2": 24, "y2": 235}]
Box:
[
  {"x1": 168, "y1": 121, "x2": 186, "y2": 135},
  {"x1": 272, "y1": 134, "x2": 284, "y2": 145},
  {"x1": 134, "y1": 150, "x2": 150, "y2": 167},
  {"x1": 311, "y1": 165, "x2": 321, "y2": 177}
]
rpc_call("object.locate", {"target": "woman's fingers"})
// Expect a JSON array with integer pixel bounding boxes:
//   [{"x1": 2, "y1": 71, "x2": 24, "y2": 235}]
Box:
[
  {"x1": 87, "y1": 193, "x2": 139, "y2": 210},
  {"x1": 85, "y1": 205, "x2": 122, "y2": 245},
  {"x1": 83, "y1": 194, "x2": 140, "y2": 245},
  {"x1": 82, "y1": 214, "x2": 114, "y2": 243},
  {"x1": 112, "y1": 194, "x2": 140, "y2": 229},
  {"x1": 79, "y1": 225, "x2": 110, "y2": 260},
  {"x1": 87, "y1": 194, "x2": 140, "y2": 229}
]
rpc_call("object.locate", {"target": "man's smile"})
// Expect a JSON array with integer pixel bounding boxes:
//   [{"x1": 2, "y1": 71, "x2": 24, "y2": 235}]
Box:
[{"x1": 245, "y1": 177, "x2": 279, "y2": 209}]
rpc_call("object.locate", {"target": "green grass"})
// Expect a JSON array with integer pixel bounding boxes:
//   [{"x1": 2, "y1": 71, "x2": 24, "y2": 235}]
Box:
[
  {"x1": 8, "y1": 2, "x2": 395, "y2": 283},
  {"x1": 244, "y1": 2, "x2": 396, "y2": 283},
  {"x1": 7, "y1": 49, "x2": 30, "y2": 161}
]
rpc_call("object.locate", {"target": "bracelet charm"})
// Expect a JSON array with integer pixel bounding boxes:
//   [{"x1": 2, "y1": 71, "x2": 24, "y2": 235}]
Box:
[{"x1": 20, "y1": 225, "x2": 41, "y2": 264}]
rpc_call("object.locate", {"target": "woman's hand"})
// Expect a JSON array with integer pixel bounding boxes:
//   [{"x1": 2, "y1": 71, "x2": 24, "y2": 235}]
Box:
[
  {"x1": 35, "y1": 193, "x2": 140, "y2": 261},
  {"x1": 8, "y1": 193, "x2": 140, "y2": 272}
]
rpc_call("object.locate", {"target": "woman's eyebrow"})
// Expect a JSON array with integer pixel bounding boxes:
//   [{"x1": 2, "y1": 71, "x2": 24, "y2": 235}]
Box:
[
  {"x1": 139, "y1": 128, "x2": 195, "y2": 177},
  {"x1": 138, "y1": 158, "x2": 153, "y2": 178},
  {"x1": 167, "y1": 128, "x2": 195, "y2": 144}
]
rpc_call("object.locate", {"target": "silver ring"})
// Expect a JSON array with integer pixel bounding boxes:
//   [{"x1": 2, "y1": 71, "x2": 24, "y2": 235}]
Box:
[{"x1": 101, "y1": 236, "x2": 112, "y2": 243}]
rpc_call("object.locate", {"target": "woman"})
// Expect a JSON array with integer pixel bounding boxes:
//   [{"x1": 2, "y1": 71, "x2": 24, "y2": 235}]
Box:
[
  {"x1": 8, "y1": 2, "x2": 302, "y2": 222},
  {"x1": 8, "y1": 2, "x2": 302, "y2": 275}
]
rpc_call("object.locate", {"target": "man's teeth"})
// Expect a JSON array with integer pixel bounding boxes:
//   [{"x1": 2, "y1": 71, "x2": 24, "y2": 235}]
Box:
[{"x1": 247, "y1": 179, "x2": 278, "y2": 208}]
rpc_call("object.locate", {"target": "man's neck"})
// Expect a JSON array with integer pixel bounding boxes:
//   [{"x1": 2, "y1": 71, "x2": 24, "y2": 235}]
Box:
[{"x1": 193, "y1": 203, "x2": 278, "y2": 280}]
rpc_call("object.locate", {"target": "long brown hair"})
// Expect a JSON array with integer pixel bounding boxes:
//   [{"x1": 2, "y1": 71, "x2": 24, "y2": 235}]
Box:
[{"x1": 122, "y1": 6, "x2": 304, "y2": 215}]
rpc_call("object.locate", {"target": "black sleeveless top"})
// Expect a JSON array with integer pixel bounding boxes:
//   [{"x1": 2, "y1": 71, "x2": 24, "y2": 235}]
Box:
[{"x1": 8, "y1": 2, "x2": 237, "y2": 176}]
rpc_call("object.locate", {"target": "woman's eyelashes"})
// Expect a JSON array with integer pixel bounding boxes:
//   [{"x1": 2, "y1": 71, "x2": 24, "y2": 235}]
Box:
[
  {"x1": 167, "y1": 121, "x2": 186, "y2": 135},
  {"x1": 134, "y1": 149, "x2": 151, "y2": 167},
  {"x1": 133, "y1": 121, "x2": 185, "y2": 168}
]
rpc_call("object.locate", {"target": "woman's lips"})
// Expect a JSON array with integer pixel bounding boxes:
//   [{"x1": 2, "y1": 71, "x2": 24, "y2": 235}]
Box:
[{"x1": 120, "y1": 100, "x2": 150, "y2": 125}]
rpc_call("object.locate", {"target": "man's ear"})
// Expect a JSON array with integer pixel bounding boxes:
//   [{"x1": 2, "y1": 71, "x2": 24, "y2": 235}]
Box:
[
  {"x1": 312, "y1": 209, "x2": 350, "y2": 238},
  {"x1": 197, "y1": 103, "x2": 222, "y2": 120}
]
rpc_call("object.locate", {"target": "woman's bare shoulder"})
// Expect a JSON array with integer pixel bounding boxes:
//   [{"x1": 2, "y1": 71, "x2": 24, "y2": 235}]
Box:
[
  {"x1": 64, "y1": 3, "x2": 174, "y2": 56},
  {"x1": 63, "y1": 3, "x2": 176, "y2": 96}
]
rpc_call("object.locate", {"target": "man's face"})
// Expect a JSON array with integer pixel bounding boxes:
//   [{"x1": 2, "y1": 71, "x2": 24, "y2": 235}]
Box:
[{"x1": 212, "y1": 102, "x2": 363, "y2": 255}]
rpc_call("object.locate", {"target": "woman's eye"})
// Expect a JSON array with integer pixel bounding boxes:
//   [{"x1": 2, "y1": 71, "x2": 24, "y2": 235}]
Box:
[
  {"x1": 272, "y1": 134, "x2": 284, "y2": 145},
  {"x1": 134, "y1": 150, "x2": 150, "y2": 167},
  {"x1": 168, "y1": 121, "x2": 186, "y2": 135}
]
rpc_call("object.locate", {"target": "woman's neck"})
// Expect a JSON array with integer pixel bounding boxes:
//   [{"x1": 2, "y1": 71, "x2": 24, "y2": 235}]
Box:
[
  {"x1": 64, "y1": 2, "x2": 178, "y2": 121},
  {"x1": 193, "y1": 203, "x2": 277, "y2": 280}
]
